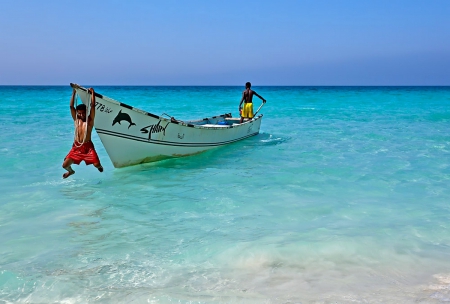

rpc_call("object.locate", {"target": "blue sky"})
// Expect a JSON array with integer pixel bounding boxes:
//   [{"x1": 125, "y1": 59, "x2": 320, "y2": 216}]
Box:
[{"x1": 1, "y1": 0, "x2": 449, "y2": 85}]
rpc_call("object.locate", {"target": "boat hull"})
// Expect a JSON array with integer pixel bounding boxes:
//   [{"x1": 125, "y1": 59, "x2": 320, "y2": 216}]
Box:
[{"x1": 72, "y1": 84, "x2": 263, "y2": 168}]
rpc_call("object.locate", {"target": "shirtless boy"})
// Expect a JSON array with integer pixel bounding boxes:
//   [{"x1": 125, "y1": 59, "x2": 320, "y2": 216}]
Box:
[
  {"x1": 239, "y1": 82, "x2": 266, "y2": 123},
  {"x1": 62, "y1": 88, "x2": 103, "y2": 178}
]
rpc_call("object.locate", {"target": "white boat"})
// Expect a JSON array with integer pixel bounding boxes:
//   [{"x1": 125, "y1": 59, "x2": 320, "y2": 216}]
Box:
[{"x1": 71, "y1": 83, "x2": 264, "y2": 168}]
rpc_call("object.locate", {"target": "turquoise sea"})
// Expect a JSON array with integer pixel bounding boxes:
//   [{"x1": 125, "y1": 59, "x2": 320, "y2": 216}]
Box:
[{"x1": 1, "y1": 86, "x2": 450, "y2": 303}]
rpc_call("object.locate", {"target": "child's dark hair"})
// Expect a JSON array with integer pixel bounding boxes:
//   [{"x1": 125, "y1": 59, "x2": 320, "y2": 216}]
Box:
[{"x1": 76, "y1": 104, "x2": 87, "y2": 111}]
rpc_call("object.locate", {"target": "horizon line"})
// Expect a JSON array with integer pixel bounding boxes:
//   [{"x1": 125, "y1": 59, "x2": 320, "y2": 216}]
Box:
[{"x1": 1, "y1": 84, "x2": 450, "y2": 87}]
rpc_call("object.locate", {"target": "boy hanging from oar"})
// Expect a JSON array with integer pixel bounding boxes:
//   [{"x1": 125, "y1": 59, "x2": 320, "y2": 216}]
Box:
[{"x1": 62, "y1": 87, "x2": 104, "y2": 178}]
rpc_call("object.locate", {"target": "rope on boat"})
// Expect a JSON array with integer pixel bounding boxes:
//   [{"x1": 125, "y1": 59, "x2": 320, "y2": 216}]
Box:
[{"x1": 73, "y1": 90, "x2": 90, "y2": 148}]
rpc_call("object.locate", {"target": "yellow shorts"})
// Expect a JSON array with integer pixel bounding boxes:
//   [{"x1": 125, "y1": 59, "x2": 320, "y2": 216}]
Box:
[{"x1": 242, "y1": 103, "x2": 253, "y2": 118}]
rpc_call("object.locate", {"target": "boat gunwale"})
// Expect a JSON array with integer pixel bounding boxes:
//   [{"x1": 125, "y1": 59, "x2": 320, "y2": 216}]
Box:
[{"x1": 70, "y1": 83, "x2": 263, "y2": 130}]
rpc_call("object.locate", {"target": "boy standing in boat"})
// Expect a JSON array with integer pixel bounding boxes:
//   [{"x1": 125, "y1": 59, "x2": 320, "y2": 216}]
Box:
[
  {"x1": 62, "y1": 88, "x2": 103, "y2": 178},
  {"x1": 239, "y1": 82, "x2": 266, "y2": 123}
]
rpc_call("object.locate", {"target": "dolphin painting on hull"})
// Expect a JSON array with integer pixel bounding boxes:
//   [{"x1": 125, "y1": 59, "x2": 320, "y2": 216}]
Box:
[{"x1": 112, "y1": 110, "x2": 136, "y2": 129}]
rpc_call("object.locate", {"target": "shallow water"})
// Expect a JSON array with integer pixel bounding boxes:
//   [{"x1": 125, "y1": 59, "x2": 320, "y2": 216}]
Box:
[{"x1": 1, "y1": 86, "x2": 450, "y2": 303}]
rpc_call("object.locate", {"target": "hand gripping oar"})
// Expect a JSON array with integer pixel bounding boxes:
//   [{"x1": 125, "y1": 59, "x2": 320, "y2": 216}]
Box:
[{"x1": 253, "y1": 100, "x2": 266, "y2": 117}]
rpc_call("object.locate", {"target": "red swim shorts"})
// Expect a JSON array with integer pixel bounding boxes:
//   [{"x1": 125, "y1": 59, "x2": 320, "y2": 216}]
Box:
[{"x1": 65, "y1": 141, "x2": 100, "y2": 165}]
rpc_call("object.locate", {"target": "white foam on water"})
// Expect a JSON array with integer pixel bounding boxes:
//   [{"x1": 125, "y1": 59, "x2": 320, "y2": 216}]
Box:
[{"x1": 204, "y1": 237, "x2": 450, "y2": 302}]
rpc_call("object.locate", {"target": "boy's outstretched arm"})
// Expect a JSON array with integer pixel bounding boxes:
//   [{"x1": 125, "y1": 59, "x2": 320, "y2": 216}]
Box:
[
  {"x1": 88, "y1": 88, "x2": 96, "y2": 124},
  {"x1": 70, "y1": 89, "x2": 76, "y2": 121}
]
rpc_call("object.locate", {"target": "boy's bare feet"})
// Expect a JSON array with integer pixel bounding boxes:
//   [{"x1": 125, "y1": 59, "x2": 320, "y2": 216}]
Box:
[{"x1": 63, "y1": 170, "x2": 75, "y2": 179}]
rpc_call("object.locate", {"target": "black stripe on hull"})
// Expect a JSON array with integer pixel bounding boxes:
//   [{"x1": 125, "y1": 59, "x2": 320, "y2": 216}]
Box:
[{"x1": 96, "y1": 128, "x2": 259, "y2": 147}]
